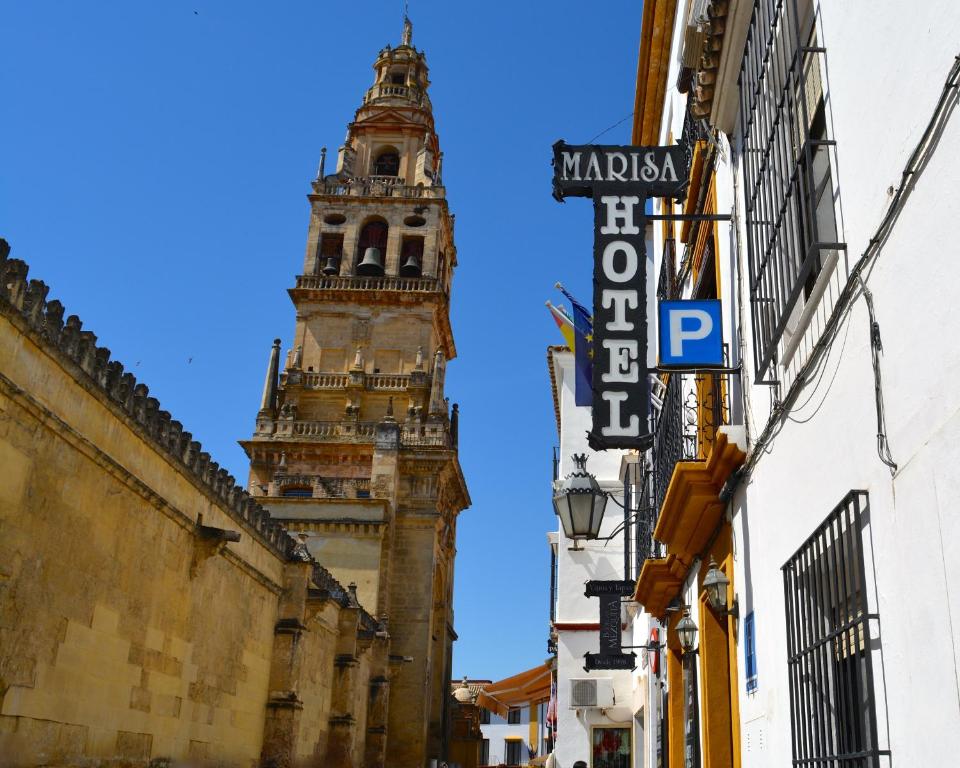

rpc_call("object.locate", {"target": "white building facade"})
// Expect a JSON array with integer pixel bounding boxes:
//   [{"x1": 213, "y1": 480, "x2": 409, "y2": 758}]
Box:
[
  {"x1": 479, "y1": 703, "x2": 549, "y2": 767},
  {"x1": 548, "y1": 348, "x2": 655, "y2": 768},
  {"x1": 624, "y1": 0, "x2": 960, "y2": 766}
]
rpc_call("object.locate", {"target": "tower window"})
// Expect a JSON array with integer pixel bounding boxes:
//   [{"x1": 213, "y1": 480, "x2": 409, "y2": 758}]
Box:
[
  {"x1": 390, "y1": 70, "x2": 406, "y2": 85},
  {"x1": 282, "y1": 487, "x2": 313, "y2": 499},
  {"x1": 373, "y1": 150, "x2": 400, "y2": 177}
]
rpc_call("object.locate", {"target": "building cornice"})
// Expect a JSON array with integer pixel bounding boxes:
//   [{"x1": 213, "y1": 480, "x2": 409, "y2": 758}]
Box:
[{"x1": 632, "y1": 0, "x2": 679, "y2": 145}]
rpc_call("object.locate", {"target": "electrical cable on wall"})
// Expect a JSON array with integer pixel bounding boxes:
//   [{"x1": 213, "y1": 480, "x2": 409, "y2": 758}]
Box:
[{"x1": 738, "y1": 52, "x2": 960, "y2": 484}]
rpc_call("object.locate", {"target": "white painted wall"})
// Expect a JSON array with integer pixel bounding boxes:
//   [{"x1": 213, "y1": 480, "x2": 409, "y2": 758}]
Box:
[
  {"x1": 481, "y1": 709, "x2": 531, "y2": 766},
  {"x1": 551, "y1": 350, "x2": 638, "y2": 768},
  {"x1": 645, "y1": 1, "x2": 960, "y2": 765}
]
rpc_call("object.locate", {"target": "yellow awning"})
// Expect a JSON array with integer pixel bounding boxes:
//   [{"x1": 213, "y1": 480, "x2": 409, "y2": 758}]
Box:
[{"x1": 476, "y1": 662, "x2": 552, "y2": 717}]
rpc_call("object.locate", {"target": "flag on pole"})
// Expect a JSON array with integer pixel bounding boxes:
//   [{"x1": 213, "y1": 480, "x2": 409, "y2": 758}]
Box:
[
  {"x1": 556, "y1": 283, "x2": 593, "y2": 407},
  {"x1": 545, "y1": 300, "x2": 576, "y2": 350}
]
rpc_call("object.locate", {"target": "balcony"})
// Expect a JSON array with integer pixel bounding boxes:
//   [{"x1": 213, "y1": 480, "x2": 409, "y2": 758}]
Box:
[
  {"x1": 634, "y1": 370, "x2": 746, "y2": 617},
  {"x1": 294, "y1": 274, "x2": 442, "y2": 294},
  {"x1": 313, "y1": 177, "x2": 444, "y2": 199},
  {"x1": 288, "y1": 421, "x2": 377, "y2": 441},
  {"x1": 259, "y1": 418, "x2": 455, "y2": 450},
  {"x1": 631, "y1": 459, "x2": 664, "y2": 579},
  {"x1": 362, "y1": 82, "x2": 427, "y2": 105},
  {"x1": 652, "y1": 370, "x2": 732, "y2": 515},
  {"x1": 297, "y1": 372, "x2": 418, "y2": 392}
]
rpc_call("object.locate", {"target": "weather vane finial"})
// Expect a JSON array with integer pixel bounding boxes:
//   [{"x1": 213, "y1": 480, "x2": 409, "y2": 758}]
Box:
[{"x1": 401, "y1": 1, "x2": 413, "y2": 46}]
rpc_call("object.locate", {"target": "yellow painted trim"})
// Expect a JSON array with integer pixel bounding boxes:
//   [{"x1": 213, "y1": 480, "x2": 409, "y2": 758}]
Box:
[
  {"x1": 653, "y1": 432, "x2": 746, "y2": 560},
  {"x1": 529, "y1": 701, "x2": 538, "y2": 752},
  {"x1": 680, "y1": 140, "x2": 709, "y2": 242},
  {"x1": 634, "y1": 553, "x2": 689, "y2": 618},
  {"x1": 665, "y1": 614, "x2": 686, "y2": 768},
  {"x1": 632, "y1": 0, "x2": 679, "y2": 146},
  {"x1": 696, "y1": 526, "x2": 737, "y2": 768}
]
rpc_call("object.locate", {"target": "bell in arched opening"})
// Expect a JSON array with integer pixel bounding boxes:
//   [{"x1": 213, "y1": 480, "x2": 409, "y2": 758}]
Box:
[
  {"x1": 373, "y1": 148, "x2": 400, "y2": 177},
  {"x1": 321, "y1": 256, "x2": 341, "y2": 275},
  {"x1": 355, "y1": 220, "x2": 388, "y2": 276},
  {"x1": 399, "y1": 237, "x2": 424, "y2": 277},
  {"x1": 356, "y1": 247, "x2": 384, "y2": 276}
]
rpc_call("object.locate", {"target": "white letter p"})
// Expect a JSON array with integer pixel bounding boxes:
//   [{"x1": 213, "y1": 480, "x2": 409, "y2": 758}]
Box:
[{"x1": 669, "y1": 309, "x2": 712, "y2": 357}]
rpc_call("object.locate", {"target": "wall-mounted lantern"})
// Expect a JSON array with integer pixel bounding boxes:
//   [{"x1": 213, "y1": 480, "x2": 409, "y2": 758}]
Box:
[
  {"x1": 552, "y1": 454, "x2": 608, "y2": 541},
  {"x1": 676, "y1": 608, "x2": 698, "y2": 655},
  {"x1": 703, "y1": 557, "x2": 739, "y2": 618}
]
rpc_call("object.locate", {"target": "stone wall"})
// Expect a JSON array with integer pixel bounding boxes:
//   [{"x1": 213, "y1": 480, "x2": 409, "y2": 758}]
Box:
[{"x1": 0, "y1": 241, "x2": 388, "y2": 767}]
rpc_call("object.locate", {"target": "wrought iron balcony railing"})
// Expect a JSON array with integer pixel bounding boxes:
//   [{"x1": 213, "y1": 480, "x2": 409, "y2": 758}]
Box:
[
  {"x1": 633, "y1": 459, "x2": 664, "y2": 577},
  {"x1": 679, "y1": 97, "x2": 709, "y2": 185},
  {"x1": 652, "y1": 369, "x2": 736, "y2": 515},
  {"x1": 657, "y1": 238, "x2": 677, "y2": 301}
]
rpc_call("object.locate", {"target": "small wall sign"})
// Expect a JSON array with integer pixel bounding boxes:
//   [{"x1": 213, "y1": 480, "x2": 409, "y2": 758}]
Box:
[{"x1": 583, "y1": 580, "x2": 637, "y2": 671}]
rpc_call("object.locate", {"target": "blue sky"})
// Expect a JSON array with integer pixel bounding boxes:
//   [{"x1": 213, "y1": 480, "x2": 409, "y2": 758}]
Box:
[{"x1": 0, "y1": 0, "x2": 641, "y2": 681}]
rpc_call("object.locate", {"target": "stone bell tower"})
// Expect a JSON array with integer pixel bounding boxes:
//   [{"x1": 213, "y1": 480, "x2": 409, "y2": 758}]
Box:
[{"x1": 241, "y1": 16, "x2": 470, "y2": 768}]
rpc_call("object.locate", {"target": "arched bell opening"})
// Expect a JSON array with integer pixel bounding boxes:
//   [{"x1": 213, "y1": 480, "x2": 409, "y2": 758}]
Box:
[
  {"x1": 316, "y1": 233, "x2": 344, "y2": 276},
  {"x1": 356, "y1": 219, "x2": 388, "y2": 276},
  {"x1": 372, "y1": 147, "x2": 400, "y2": 177},
  {"x1": 399, "y1": 237, "x2": 424, "y2": 277}
]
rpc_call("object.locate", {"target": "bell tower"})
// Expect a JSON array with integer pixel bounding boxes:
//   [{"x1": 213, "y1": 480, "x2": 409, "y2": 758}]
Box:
[{"x1": 242, "y1": 17, "x2": 470, "y2": 768}]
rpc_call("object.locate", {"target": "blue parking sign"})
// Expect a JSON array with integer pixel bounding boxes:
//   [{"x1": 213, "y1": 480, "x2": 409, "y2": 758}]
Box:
[{"x1": 658, "y1": 300, "x2": 723, "y2": 367}]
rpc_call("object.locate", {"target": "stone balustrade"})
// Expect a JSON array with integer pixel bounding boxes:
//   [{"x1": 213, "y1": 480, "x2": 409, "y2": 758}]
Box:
[
  {"x1": 294, "y1": 274, "x2": 442, "y2": 293},
  {"x1": 298, "y1": 372, "x2": 415, "y2": 391},
  {"x1": 314, "y1": 179, "x2": 445, "y2": 199}
]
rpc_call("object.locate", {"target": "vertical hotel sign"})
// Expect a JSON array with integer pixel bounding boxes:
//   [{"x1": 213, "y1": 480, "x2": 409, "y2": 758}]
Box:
[{"x1": 552, "y1": 140, "x2": 687, "y2": 450}]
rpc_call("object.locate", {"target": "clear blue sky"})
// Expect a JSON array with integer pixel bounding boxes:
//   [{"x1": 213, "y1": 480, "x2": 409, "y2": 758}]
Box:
[{"x1": 0, "y1": 0, "x2": 641, "y2": 681}]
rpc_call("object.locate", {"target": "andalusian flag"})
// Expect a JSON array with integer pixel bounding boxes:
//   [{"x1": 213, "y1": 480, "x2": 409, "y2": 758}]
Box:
[{"x1": 555, "y1": 283, "x2": 594, "y2": 407}]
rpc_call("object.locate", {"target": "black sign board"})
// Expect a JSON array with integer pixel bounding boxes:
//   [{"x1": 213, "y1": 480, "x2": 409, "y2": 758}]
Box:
[
  {"x1": 585, "y1": 651, "x2": 637, "y2": 671},
  {"x1": 552, "y1": 140, "x2": 688, "y2": 451},
  {"x1": 583, "y1": 579, "x2": 637, "y2": 671}
]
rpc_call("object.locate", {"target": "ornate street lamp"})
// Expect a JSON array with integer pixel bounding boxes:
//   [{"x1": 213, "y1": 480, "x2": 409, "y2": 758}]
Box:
[
  {"x1": 552, "y1": 454, "x2": 608, "y2": 541},
  {"x1": 703, "y1": 558, "x2": 739, "y2": 617},
  {"x1": 676, "y1": 608, "x2": 698, "y2": 655}
]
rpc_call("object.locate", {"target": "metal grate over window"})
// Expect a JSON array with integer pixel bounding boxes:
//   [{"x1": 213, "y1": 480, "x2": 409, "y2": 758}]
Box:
[
  {"x1": 738, "y1": 0, "x2": 846, "y2": 382},
  {"x1": 782, "y1": 491, "x2": 889, "y2": 767}
]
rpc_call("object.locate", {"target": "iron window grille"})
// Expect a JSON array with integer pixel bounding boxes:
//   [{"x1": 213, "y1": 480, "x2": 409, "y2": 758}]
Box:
[
  {"x1": 738, "y1": 0, "x2": 846, "y2": 383},
  {"x1": 782, "y1": 491, "x2": 889, "y2": 767}
]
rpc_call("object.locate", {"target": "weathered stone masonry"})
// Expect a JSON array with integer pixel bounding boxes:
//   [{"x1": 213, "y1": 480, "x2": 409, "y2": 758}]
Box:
[{"x1": 0, "y1": 239, "x2": 391, "y2": 767}]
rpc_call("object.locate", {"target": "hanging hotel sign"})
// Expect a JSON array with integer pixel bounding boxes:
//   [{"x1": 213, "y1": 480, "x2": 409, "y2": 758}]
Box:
[
  {"x1": 583, "y1": 580, "x2": 637, "y2": 671},
  {"x1": 552, "y1": 140, "x2": 688, "y2": 451}
]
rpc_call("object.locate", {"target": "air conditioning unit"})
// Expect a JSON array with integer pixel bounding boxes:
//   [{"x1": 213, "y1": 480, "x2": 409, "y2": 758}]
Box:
[{"x1": 569, "y1": 677, "x2": 615, "y2": 709}]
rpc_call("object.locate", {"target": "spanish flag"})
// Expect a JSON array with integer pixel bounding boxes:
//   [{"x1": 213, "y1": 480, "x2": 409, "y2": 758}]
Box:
[{"x1": 546, "y1": 300, "x2": 576, "y2": 350}]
